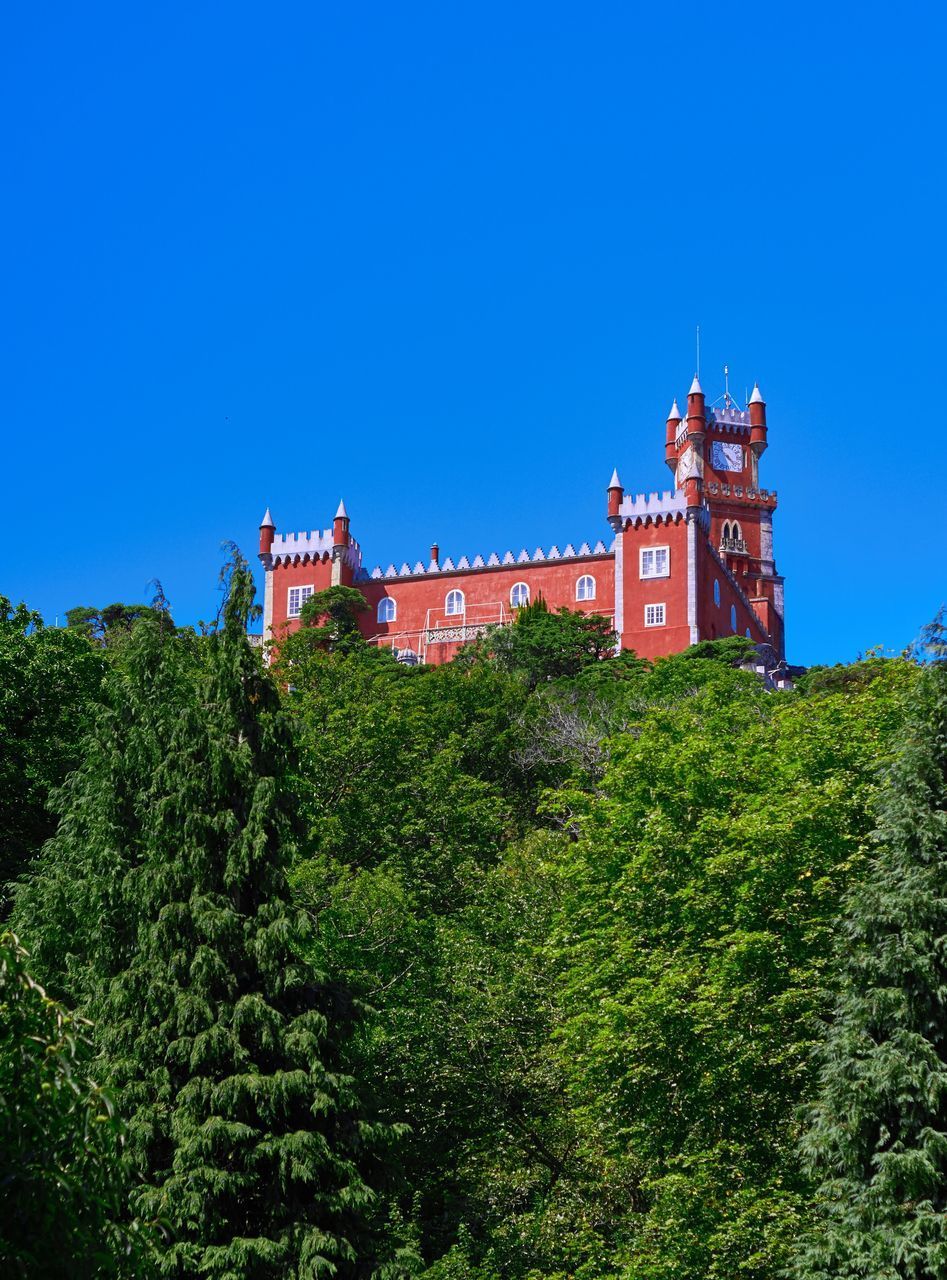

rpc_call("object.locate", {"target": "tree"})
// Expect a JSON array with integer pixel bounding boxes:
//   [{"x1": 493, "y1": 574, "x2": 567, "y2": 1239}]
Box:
[
  {"x1": 0, "y1": 931, "x2": 151, "y2": 1278},
  {"x1": 294, "y1": 586, "x2": 370, "y2": 655},
  {"x1": 14, "y1": 555, "x2": 381, "y2": 1277},
  {"x1": 0, "y1": 596, "x2": 107, "y2": 912},
  {"x1": 65, "y1": 602, "x2": 163, "y2": 645},
  {"x1": 463, "y1": 598, "x2": 617, "y2": 690},
  {"x1": 546, "y1": 650, "x2": 920, "y2": 1279},
  {"x1": 793, "y1": 625, "x2": 947, "y2": 1279}
]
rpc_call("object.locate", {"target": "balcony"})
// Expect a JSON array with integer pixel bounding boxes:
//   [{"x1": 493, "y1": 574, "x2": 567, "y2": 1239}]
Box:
[{"x1": 719, "y1": 536, "x2": 748, "y2": 554}]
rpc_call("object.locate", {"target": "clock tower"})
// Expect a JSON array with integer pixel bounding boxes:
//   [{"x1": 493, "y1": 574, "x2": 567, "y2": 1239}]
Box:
[{"x1": 663, "y1": 378, "x2": 783, "y2": 656}]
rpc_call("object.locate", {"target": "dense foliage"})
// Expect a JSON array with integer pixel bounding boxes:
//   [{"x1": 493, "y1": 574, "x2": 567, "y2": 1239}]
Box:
[
  {"x1": 793, "y1": 626, "x2": 947, "y2": 1279},
  {"x1": 0, "y1": 931, "x2": 148, "y2": 1277},
  {"x1": 3, "y1": 573, "x2": 941, "y2": 1277},
  {"x1": 0, "y1": 596, "x2": 107, "y2": 911}
]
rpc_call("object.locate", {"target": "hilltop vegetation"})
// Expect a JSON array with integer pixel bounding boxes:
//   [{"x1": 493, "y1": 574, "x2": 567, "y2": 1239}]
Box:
[{"x1": 1, "y1": 573, "x2": 944, "y2": 1279}]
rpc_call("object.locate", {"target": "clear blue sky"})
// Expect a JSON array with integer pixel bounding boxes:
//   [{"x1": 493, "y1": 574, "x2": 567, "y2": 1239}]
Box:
[{"x1": 3, "y1": 3, "x2": 944, "y2": 665}]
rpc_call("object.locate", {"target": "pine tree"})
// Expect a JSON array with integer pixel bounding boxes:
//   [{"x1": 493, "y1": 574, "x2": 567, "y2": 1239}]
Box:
[
  {"x1": 15, "y1": 556, "x2": 378, "y2": 1278},
  {"x1": 794, "y1": 622, "x2": 947, "y2": 1279}
]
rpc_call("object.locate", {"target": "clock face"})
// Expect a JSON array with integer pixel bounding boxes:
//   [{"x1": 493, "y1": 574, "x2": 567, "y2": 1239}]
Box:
[
  {"x1": 676, "y1": 446, "x2": 698, "y2": 489},
  {"x1": 711, "y1": 440, "x2": 743, "y2": 472}
]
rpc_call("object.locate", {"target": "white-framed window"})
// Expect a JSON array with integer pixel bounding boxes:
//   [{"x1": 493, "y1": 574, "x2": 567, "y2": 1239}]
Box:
[
  {"x1": 377, "y1": 597, "x2": 396, "y2": 623},
  {"x1": 576, "y1": 574, "x2": 596, "y2": 601},
  {"x1": 510, "y1": 582, "x2": 530, "y2": 608},
  {"x1": 644, "y1": 602, "x2": 666, "y2": 627},
  {"x1": 287, "y1": 584, "x2": 315, "y2": 618},
  {"x1": 640, "y1": 546, "x2": 670, "y2": 579},
  {"x1": 445, "y1": 589, "x2": 465, "y2": 616},
  {"x1": 713, "y1": 579, "x2": 721, "y2": 607},
  {"x1": 730, "y1": 605, "x2": 737, "y2": 632}
]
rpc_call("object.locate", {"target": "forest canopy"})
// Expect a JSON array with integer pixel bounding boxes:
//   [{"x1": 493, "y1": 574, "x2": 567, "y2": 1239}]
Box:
[{"x1": 2, "y1": 572, "x2": 944, "y2": 1280}]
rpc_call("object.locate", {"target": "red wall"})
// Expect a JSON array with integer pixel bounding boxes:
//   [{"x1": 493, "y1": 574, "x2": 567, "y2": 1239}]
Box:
[
  {"x1": 696, "y1": 541, "x2": 769, "y2": 644},
  {"x1": 269, "y1": 555, "x2": 334, "y2": 640},
  {"x1": 358, "y1": 556, "x2": 615, "y2": 664},
  {"x1": 619, "y1": 518, "x2": 692, "y2": 659}
]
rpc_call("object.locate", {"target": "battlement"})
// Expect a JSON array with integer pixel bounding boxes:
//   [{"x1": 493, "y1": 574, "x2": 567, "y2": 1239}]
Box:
[
  {"x1": 707, "y1": 405, "x2": 752, "y2": 434},
  {"x1": 363, "y1": 538, "x2": 612, "y2": 581},
  {"x1": 617, "y1": 490, "x2": 688, "y2": 522},
  {"x1": 270, "y1": 528, "x2": 363, "y2": 569}
]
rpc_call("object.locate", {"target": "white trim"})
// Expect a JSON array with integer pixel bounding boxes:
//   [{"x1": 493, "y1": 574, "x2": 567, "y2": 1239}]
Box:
[
  {"x1": 377, "y1": 596, "x2": 397, "y2": 623},
  {"x1": 287, "y1": 584, "x2": 315, "y2": 619},
  {"x1": 644, "y1": 602, "x2": 666, "y2": 627},
  {"x1": 445, "y1": 588, "x2": 465, "y2": 616},
  {"x1": 510, "y1": 581, "x2": 530, "y2": 608},
  {"x1": 759, "y1": 509, "x2": 774, "y2": 570},
  {"x1": 639, "y1": 545, "x2": 670, "y2": 579},
  {"x1": 575, "y1": 573, "x2": 596, "y2": 601},
  {"x1": 613, "y1": 535, "x2": 624, "y2": 651},
  {"x1": 263, "y1": 566, "x2": 274, "y2": 648},
  {"x1": 686, "y1": 515, "x2": 699, "y2": 644}
]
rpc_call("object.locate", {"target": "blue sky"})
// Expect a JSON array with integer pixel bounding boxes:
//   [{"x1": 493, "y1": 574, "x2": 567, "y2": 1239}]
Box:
[{"x1": 2, "y1": 2, "x2": 944, "y2": 665}]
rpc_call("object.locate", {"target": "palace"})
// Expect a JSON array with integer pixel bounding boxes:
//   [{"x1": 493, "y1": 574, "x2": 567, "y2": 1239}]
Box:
[{"x1": 258, "y1": 376, "x2": 786, "y2": 668}]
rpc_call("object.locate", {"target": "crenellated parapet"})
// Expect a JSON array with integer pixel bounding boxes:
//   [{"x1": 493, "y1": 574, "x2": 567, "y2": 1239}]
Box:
[
  {"x1": 362, "y1": 538, "x2": 611, "y2": 581},
  {"x1": 617, "y1": 489, "x2": 688, "y2": 525},
  {"x1": 706, "y1": 405, "x2": 752, "y2": 435},
  {"x1": 269, "y1": 528, "x2": 364, "y2": 570}
]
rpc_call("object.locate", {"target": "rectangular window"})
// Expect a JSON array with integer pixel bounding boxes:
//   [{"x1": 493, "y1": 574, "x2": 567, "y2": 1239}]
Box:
[
  {"x1": 640, "y1": 546, "x2": 670, "y2": 579},
  {"x1": 644, "y1": 602, "x2": 666, "y2": 627},
  {"x1": 287, "y1": 584, "x2": 315, "y2": 618}
]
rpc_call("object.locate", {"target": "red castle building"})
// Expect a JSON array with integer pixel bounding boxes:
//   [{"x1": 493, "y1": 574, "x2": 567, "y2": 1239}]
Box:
[{"x1": 258, "y1": 376, "x2": 785, "y2": 667}]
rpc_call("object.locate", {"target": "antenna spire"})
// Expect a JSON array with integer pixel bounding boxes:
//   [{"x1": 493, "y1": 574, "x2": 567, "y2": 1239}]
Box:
[
  {"x1": 724, "y1": 363, "x2": 730, "y2": 405},
  {"x1": 696, "y1": 324, "x2": 701, "y2": 381}
]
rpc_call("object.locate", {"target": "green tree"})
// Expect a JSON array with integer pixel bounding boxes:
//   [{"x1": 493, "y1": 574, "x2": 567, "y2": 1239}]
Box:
[
  {"x1": 65, "y1": 602, "x2": 163, "y2": 644},
  {"x1": 793, "y1": 629, "x2": 947, "y2": 1279},
  {"x1": 294, "y1": 586, "x2": 371, "y2": 655},
  {"x1": 15, "y1": 556, "x2": 381, "y2": 1277},
  {"x1": 463, "y1": 599, "x2": 617, "y2": 690},
  {"x1": 547, "y1": 651, "x2": 919, "y2": 1279},
  {"x1": 0, "y1": 931, "x2": 151, "y2": 1278},
  {"x1": 0, "y1": 596, "x2": 107, "y2": 911}
]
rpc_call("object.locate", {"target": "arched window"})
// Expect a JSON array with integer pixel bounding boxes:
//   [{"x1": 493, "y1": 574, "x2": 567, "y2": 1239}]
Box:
[
  {"x1": 576, "y1": 574, "x2": 596, "y2": 601},
  {"x1": 377, "y1": 596, "x2": 396, "y2": 624},
  {"x1": 722, "y1": 522, "x2": 731, "y2": 541},
  {"x1": 510, "y1": 582, "x2": 530, "y2": 608},
  {"x1": 731, "y1": 521, "x2": 742, "y2": 541},
  {"x1": 731, "y1": 605, "x2": 737, "y2": 632},
  {"x1": 713, "y1": 579, "x2": 721, "y2": 607},
  {"x1": 445, "y1": 589, "x2": 465, "y2": 616},
  {"x1": 745, "y1": 628, "x2": 752, "y2": 640}
]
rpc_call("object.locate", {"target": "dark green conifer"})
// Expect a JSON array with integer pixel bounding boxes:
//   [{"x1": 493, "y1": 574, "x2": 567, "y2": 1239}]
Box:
[
  {"x1": 16, "y1": 556, "x2": 376, "y2": 1278},
  {"x1": 794, "y1": 622, "x2": 947, "y2": 1279}
]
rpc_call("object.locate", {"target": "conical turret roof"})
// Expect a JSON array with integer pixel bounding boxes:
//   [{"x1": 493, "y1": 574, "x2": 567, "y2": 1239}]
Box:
[
  {"x1": 689, "y1": 375, "x2": 703, "y2": 395},
  {"x1": 608, "y1": 467, "x2": 622, "y2": 490},
  {"x1": 259, "y1": 507, "x2": 275, "y2": 528},
  {"x1": 748, "y1": 382, "x2": 764, "y2": 404}
]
